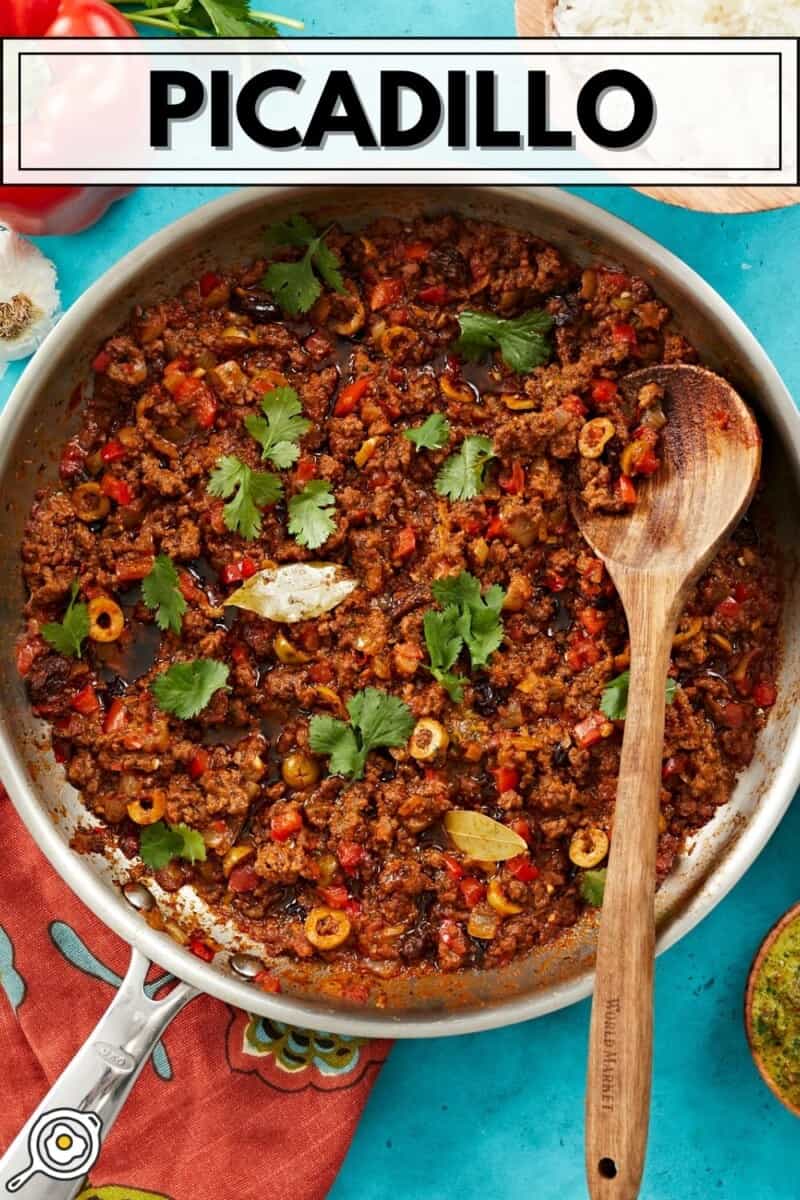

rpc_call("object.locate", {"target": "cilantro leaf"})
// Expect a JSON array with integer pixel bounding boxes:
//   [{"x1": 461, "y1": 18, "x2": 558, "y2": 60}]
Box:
[
  {"x1": 453, "y1": 308, "x2": 554, "y2": 374},
  {"x1": 120, "y1": 0, "x2": 281, "y2": 38},
  {"x1": 263, "y1": 218, "x2": 346, "y2": 317},
  {"x1": 288, "y1": 480, "x2": 336, "y2": 550},
  {"x1": 41, "y1": 581, "x2": 89, "y2": 659},
  {"x1": 423, "y1": 606, "x2": 464, "y2": 702},
  {"x1": 245, "y1": 385, "x2": 311, "y2": 469},
  {"x1": 208, "y1": 455, "x2": 282, "y2": 540},
  {"x1": 404, "y1": 413, "x2": 451, "y2": 453},
  {"x1": 431, "y1": 571, "x2": 505, "y2": 672},
  {"x1": 435, "y1": 436, "x2": 495, "y2": 501},
  {"x1": 142, "y1": 554, "x2": 187, "y2": 635},
  {"x1": 309, "y1": 687, "x2": 414, "y2": 780},
  {"x1": 151, "y1": 659, "x2": 230, "y2": 720},
  {"x1": 139, "y1": 820, "x2": 207, "y2": 871},
  {"x1": 195, "y1": 0, "x2": 277, "y2": 35},
  {"x1": 579, "y1": 868, "x2": 607, "y2": 908},
  {"x1": 600, "y1": 671, "x2": 679, "y2": 722}
]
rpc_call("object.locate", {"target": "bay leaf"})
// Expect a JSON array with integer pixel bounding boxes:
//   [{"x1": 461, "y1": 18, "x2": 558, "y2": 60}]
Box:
[
  {"x1": 226, "y1": 562, "x2": 357, "y2": 623},
  {"x1": 443, "y1": 809, "x2": 527, "y2": 861}
]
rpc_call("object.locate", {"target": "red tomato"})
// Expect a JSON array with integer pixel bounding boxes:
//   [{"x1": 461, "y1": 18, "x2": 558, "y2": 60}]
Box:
[
  {"x1": 102, "y1": 698, "x2": 127, "y2": 735},
  {"x1": 752, "y1": 681, "x2": 777, "y2": 708},
  {"x1": 2, "y1": 0, "x2": 59, "y2": 35},
  {"x1": 392, "y1": 526, "x2": 417, "y2": 561},
  {"x1": 270, "y1": 808, "x2": 303, "y2": 842},
  {"x1": 508, "y1": 854, "x2": 539, "y2": 883},
  {"x1": 338, "y1": 841, "x2": 364, "y2": 875},
  {"x1": 45, "y1": 0, "x2": 136, "y2": 35},
  {"x1": 459, "y1": 878, "x2": 486, "y2": 908},
  {"x1": 70, "y1": 684, "x2": 100, "y2": 716},
  {"x1": 334, "y1": 376, "x2": 373, "y2": 417},
  {"x1": 187, "y1": 748, "x2": 209, "y2": 780},
  {"x1": 417, "y1": 284, "x2": 449, "y2": 305},
  {"x1": 370, "y1": 278, "x2": 404, "y2": 311},
  {"x1": 493, "y1": 766, "x2": 520, "y2": 793}
]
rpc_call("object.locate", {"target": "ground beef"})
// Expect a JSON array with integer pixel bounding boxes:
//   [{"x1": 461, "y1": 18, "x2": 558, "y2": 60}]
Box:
[{"x1": 18, "y1": 213, "x2": 782, "y2": 979}]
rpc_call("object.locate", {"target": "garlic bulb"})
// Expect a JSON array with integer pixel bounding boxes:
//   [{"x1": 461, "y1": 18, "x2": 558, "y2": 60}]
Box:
[{"x1": 0, "y1": 230, "x2": 60, "y2": 378}]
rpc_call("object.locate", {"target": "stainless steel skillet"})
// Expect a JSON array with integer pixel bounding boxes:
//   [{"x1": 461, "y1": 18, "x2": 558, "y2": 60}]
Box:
[{"x1": 1, "y1": 185, "x2": 799, "y2": 1197}]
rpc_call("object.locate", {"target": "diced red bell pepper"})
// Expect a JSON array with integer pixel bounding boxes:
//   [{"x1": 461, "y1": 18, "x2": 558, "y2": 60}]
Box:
[
  {"x1": 617, "y1": 474, "x2": 637, "y2": 505},
  {"x1": 199, "y1": 271, "x2": 222, "y2": 297},
  {"x1": 662, "y1": 754, "x2": 687, "y2": 780},
  {"x1": 102, "y1": 698, "x2": 127, "y2": 734},
  {"x1": 591, "y1": 378, "x2": 619, "y2": 406},
  {"x1": 499, "y1": 461, "x2": 525, "y2": 495},
  {"x1": 459, "y1": 877, "x2": 486, "y2": 907},
  {"x1": 59, "y1": 440, "x2": 87, "y2": 483},
  {"x1": 188, "y1": 935, "x2": 215, "y2": 962},
  {"x1": 100, "y1": 439, "x2": 126, "y2": 464},
  {"x1": 442, "y1": 853, "x2": 464, "y2": 881},
  {"x1": 508, "y1": 854, "x2": 539, "y2": 883},
  {"x1": 116, "y1": 555, "x2": 154, "y2": 584},
  {"x1": 100, "y1": 474, "x2": 133, "y2": 506},
  {"x1": 254, "y1": 970, "x2": 282, "y2": 994},
  {"x1": 752, "y1": 681, "x2": 777, "y2": 708},
  {"x1": 402, "y1": 242, "x2": 431, "y2": 261},
  {"x1": 270, "y1": 808, "x2": 303, "y2": 842},
  {"x1": 221, "y1": 557, "x2": 258, "y2": 586},
  {"x1": 92, "y1": 350, "x2": 111, "y2": 373},
  {"x1": 187, "y1": 748, "x2": 209, "y2": 780},
  {"x1": 718, "y1": 701, "x2": 746, "y2": 729},
  {"x1": 295, "y1": 455, "x2": 317, "y2": 483},
  {"x1": 493, "y1": 765, "x2": 520, "y2": 793},
  {"x1": 715, "y1": 596, "x2": 741, "y2": 622},
  {"x1": 392, "y1": 526, "x2": 417, "y2": 561},
  {"x1": 194, "y1": 388, "x2": 218, "y2": 430},
  {"x1": 574, "y1": 711, "x2": 612, "y2": 749},
  {"x1": 338, "y1": 841, "x2": 364, "y2": 875},
  {"x1": 71, "y1": 683, "x2": 101, "y2": 716},
  {"x1": 318, "y1": 885, "x2": 351, "y2": 910},
  {"x1": 579, "y1": 607, "x2": 607, "y2": 636},
  {"x1": 566, "y1": 636, "x2": 601, "y2": 672},
  {"x1": 370, "y1": 278, "x2": 404, "y2": 311},
  {"x1": 733, "y1": 583, "x2": 752, "y2": 603},
  {"x1": 543, "y1": 570, "x2": 568, "y2": 593},
  {"x1": 600, "y1": 270, "x2": 629, "y2": 293},
  {"x1": 486, "y1": 516, "x2": 507, "y2": 540},
  {"x1": 612, "y1": 322, "x2": 638, "y2": 349},
  {"x1": 417, "y1": 284, "x2": 449, "y2": 305},
  {"x1": 228, "y1": 864, "x2": 260, "y2": 893},
  {"x1": 178, "y1": 570, "x2": 205, "y2": 604},
  {"x1": 334, "y1": 376, "x2": 373, "y2": 417},
  {"x1": 510, "y1": 817, "x2": 532, "y2": 845}
]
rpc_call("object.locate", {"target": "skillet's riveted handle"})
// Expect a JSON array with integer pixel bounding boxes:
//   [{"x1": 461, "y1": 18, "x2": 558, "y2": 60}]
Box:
[{"x1": 0, "y1": 948, "x2": 197, "y2": 1199}]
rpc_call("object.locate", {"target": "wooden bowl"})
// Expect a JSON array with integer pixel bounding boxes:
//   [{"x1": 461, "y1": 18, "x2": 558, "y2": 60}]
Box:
[
  {"x1": 513, "y1": 0, "x2": 800, "y2": 213},
  {"x1": 745, "y1": 901, "x2": 800, "y2": 1118}
]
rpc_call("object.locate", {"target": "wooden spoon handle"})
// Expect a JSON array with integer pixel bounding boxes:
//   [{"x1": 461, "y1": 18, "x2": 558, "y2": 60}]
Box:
[{"x1": 585, "y1": 586, "x2": 677, "y2": 1200}]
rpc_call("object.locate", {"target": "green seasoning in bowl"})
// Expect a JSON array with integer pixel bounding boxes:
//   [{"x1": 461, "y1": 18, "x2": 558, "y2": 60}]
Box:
[{"x1": 747, "y1": 905, "x2": 800, "y2": 1116}]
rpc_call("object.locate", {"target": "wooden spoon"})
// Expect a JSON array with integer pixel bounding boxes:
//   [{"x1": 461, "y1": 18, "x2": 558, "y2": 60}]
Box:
[{"x1": 572, "y1": 364, "x2": 761, "y2": 1200}]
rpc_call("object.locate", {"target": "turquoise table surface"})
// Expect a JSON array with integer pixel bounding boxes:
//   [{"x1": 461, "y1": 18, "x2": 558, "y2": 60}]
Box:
[{"x1": 3, "y1": 7, "x2": 800, "y2": 1198}]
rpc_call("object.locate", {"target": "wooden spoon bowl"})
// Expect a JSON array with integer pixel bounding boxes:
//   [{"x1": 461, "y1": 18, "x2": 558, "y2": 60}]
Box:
[{"x1": 745, "y1": 902, "x2": 800, "y2": 1119}]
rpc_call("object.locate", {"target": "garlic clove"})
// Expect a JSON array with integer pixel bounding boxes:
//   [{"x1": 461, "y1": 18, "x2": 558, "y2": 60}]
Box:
[{"x1": 0, "y1": 230, "x2": 60, "y2": 367}]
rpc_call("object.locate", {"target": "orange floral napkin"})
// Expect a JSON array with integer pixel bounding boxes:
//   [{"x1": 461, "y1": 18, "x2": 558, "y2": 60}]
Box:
[{"x1": 0, "y1": 786, "x2": 390, "y2": 1200}]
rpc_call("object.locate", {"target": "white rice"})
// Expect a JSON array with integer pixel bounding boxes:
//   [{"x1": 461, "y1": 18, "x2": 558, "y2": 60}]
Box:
[{"x1": 553, "y1": 0, "x2": 800, "y2": 36}]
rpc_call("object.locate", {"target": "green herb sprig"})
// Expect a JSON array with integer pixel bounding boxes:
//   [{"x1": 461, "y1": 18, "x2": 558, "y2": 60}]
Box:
[
  {"x1": 245, "y1": 385, "x2": 311, "y2": 469},
  {"x1": 208, "y1": 455, "x2": 282, "y2": 541},
  {"x1": 139, "y1": 820, "x2": 207, "y2": 870},
  {"x1": 142, "y1": 554, "x2": 187, "y2": 635},
  {"x1": 453, "y1": 308, "x2": 554, "y2": 374},
  {"x1": 41, "y1": 581, "x2": 89, "y2": 660},
  {"x1": 309, "y1": 688, "x2": 414, "y2": 780},
  {"x1": 263, "y1": 216, "x2": 346, "y2": 317}
]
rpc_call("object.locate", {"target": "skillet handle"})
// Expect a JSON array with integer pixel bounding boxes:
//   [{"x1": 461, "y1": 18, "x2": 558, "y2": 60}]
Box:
[{"x1": 0, "y1": 948, "x2": 197, "y2": 1199}]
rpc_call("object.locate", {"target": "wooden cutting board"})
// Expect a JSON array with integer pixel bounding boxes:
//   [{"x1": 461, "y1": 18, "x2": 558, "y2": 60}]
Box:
[{"x1": 514, "y1": 0, "x2": 800, "y2": 213}]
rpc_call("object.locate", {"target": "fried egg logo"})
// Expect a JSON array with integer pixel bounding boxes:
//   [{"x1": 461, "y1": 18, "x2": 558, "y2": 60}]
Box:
[{"x1": 6, "y1": 1109, "x2": 102, "y2": 1192}]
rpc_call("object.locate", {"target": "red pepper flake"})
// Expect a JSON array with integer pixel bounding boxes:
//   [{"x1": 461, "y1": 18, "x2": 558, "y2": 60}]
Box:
[
  {"x1": 714, "y1": 408, "x2": 731, "y2": 431},
  {"x1": 187, "y1": 748, "x2": 209, "y2": 780},
  {"x1": 188, "y1": 935, "x2": 215, "y2": 963},
  {"x1": 334, "y1": 376, "x2": 373, "y2": 417},
  {"x1": 100, "y1": 439, "x2": 126, "y2": 464},
  {"x1": 70, "y1": 684, "x2": 101, "y2": 717},
  {"x1": 459, "y1": 877, "x2": 486, "y2": 908}
]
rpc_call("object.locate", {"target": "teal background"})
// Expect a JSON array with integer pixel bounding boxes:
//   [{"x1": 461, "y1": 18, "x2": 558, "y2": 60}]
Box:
[{"x1": 2, "y1": 7, "x2": 800, "y2": 1197}]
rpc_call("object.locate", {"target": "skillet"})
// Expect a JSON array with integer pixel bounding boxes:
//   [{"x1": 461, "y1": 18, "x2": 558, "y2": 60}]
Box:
[{"x1": 1, "y1": 185, "x2": 799, "y2": 1197}]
